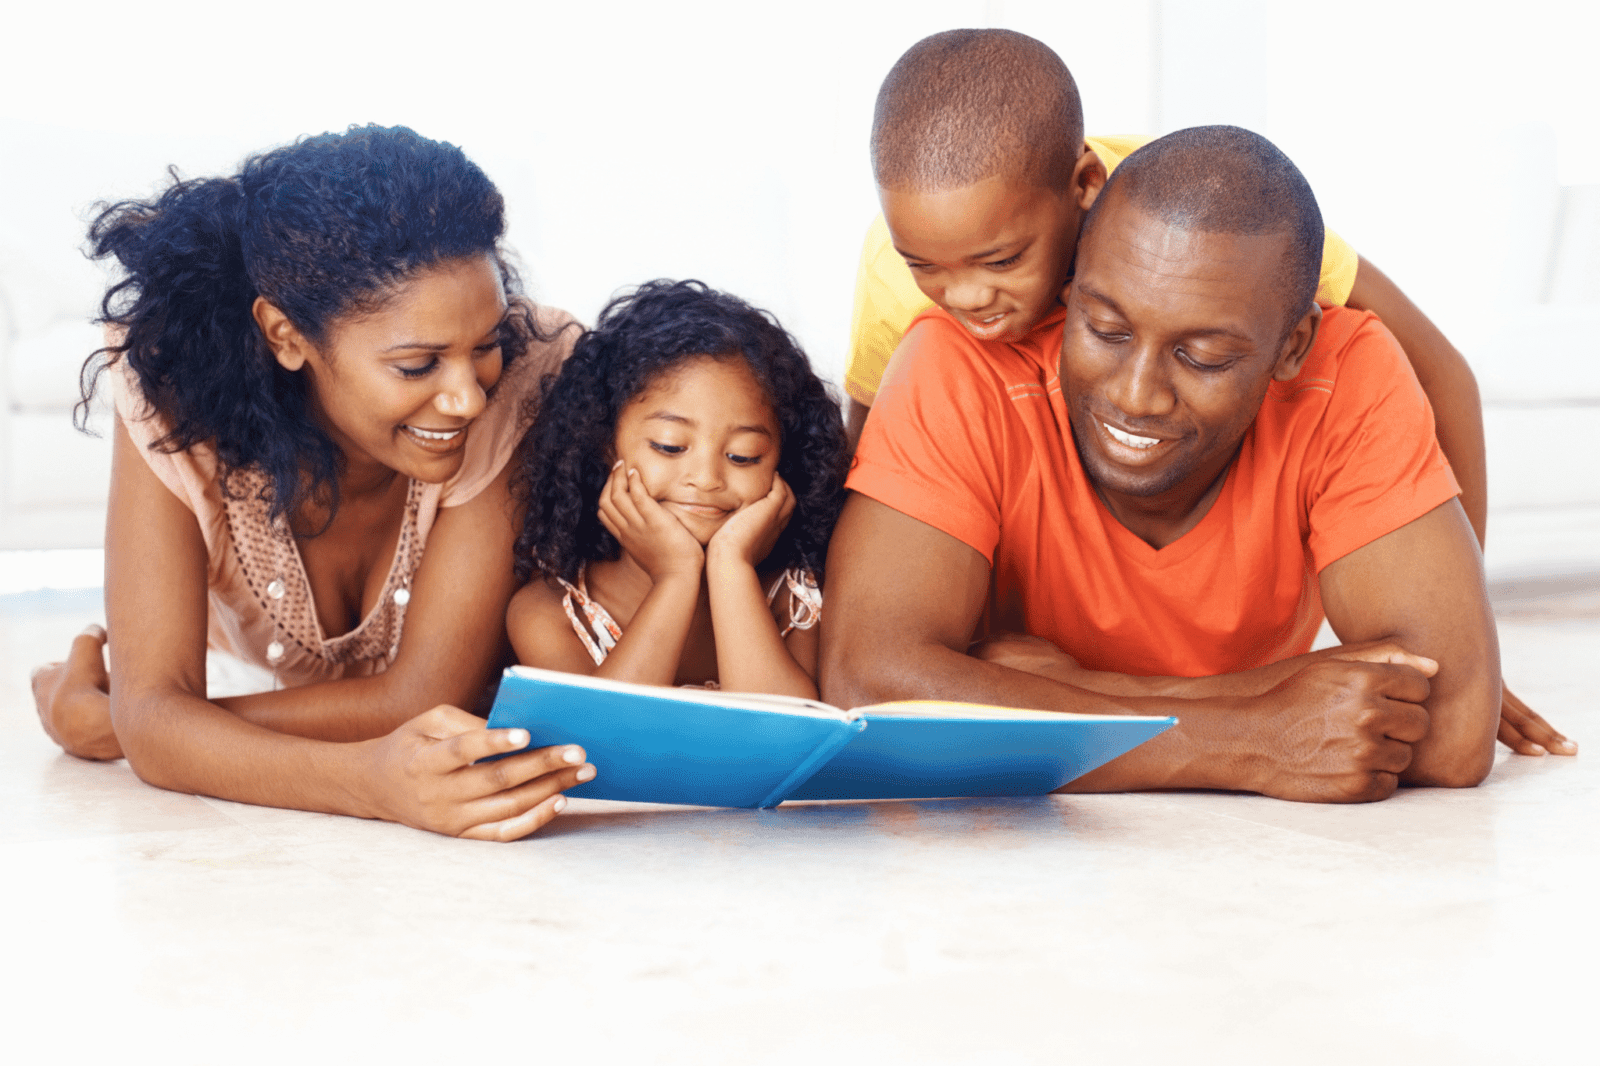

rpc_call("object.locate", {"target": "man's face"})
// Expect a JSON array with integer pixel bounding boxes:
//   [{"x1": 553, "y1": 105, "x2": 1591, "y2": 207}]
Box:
[
  {"x1": 881, "y1": 174, "x2": 1082, "y2": 344},
  {"x1": 1060, "y1": 189, "x2": 1317, "y2": 520}
]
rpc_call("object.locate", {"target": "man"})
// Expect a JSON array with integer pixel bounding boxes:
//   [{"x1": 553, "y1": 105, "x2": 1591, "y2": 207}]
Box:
[{"x1": 821, "y1": 126, "x2": 1500, "y2": 801}]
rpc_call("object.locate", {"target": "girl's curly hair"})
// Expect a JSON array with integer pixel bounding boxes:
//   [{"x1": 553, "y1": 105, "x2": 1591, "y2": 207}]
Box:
[
  {"x1": 81, "y1": 124, "x2": 546, "y2": 526},
  {"x1": 513, "y1": 279, "x2": 849, "y2": 585}
]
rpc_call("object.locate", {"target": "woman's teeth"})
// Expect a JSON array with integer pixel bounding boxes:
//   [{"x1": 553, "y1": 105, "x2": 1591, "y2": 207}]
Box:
[
  {"x1": 1104, "y1": 423, "x2": 1161, "y2": 449},
  {"x1": 405, "y1": 426, "x2": 462, "y2": 441}
]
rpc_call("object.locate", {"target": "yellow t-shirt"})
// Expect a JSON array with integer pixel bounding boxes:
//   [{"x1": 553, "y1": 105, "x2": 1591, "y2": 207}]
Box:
[{"x1": 844, "y1": 134, "x2": 1362, "y2": 406}]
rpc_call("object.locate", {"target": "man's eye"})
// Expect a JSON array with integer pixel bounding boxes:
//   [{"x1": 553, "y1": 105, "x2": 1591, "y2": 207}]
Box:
[
  {"x1": 1176, "y1": 347, "x2": 1229, "y2": 372},
  {"x1": 1088, "y1": 325, "x2": 1127, "y2": 343},
  {"x1": 396, "y1": 358, "x2": 438, "y2": 379},
  {"x1": 650, "y1": 442, "x2": 685, "y2": 456}
]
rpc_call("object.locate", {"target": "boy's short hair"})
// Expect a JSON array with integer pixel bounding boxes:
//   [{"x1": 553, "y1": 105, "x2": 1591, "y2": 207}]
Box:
[
  {"x1": 1087, "y1": 125, "x2": 1325, "y2": 332},
  {"x1": 871, "y1": 28, "x2": 1084, "y2": 193}
]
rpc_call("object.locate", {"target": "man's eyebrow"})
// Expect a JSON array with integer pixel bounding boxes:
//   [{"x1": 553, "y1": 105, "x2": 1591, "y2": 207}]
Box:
[{"x1": 1076, "y1": 283, "x2": 1255, "y2": 343}]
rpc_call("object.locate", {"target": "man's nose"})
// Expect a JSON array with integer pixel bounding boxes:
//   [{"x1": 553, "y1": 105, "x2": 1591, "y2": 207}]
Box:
[{"x1": 1104, "y1": 343, "x2": 1175, "y2": 418}]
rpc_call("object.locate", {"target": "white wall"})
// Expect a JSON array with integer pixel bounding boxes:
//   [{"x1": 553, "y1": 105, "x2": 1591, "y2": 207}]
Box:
[{"x1": 1, "y1": 0, "x2": 1596, "y2": 563}]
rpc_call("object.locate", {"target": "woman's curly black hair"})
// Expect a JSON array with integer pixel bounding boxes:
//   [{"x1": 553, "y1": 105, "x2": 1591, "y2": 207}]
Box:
[
  {"x1": 513, "y1": 279, "x2": 849, "y2": 586},
  {"x1": 80, "y1": 123, "x2": 546, "y2": 525}
]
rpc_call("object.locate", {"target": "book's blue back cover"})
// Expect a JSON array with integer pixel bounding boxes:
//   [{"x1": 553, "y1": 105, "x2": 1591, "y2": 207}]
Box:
[
  {"x1": 783, "y1": 713, "x2": 1176, "y2": 801},
  {"x1": 487, "y1": 670, "x2": 861, "y2": 809}
]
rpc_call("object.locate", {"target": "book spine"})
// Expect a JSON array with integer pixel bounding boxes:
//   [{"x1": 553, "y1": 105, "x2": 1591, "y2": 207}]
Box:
[{"x1": 755, "y1": 718, "x2": 869, "y2": 809}]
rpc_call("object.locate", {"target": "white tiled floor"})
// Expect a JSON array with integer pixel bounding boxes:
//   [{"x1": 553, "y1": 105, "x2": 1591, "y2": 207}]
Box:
[{"x1": 1, "y1": 586, "x2": 1595, "y2": 1065}]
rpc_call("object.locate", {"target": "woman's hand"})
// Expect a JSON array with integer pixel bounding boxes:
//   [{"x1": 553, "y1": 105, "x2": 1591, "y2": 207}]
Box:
[
  {"x1": 33, "y1": 625, "x2": 122, "y2": 761},
  {"x1": 358, "y1": 705, "x2": 597, "y2": 841},
  {"x1": 597, "y1": 462, "x2": 705, "y2": 582},
  {"x1": 707, "y1": 474, "x2": 795, "y2": 569}
]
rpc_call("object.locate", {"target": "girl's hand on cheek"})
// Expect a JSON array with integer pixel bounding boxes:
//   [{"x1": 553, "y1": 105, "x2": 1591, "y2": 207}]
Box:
[
  {"x1": 597, "y1": 463, "x2": 705, "y2": 582},
  {"x1": 709, "y1": 474, "x2": 795, "y2": 569}
]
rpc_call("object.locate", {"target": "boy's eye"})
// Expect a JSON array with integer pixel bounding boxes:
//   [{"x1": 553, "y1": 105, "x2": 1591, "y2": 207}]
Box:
[
  {"x1": 396, "y1": 358, "x2": 438, "y2": 379},
  {"x1": 650, "y1": 441, "x2": 685, "y2": 456},
  {"x1": 986, "y1": 252, "x2": 1023, "y2": 269}
]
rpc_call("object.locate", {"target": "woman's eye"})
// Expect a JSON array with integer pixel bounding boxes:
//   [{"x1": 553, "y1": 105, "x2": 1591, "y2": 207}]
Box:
[
  {"x1": 650, "y1": 441, "x2": 685, "y2": 456},
  {"x1": 396, "y1": 358, "x2": 438, "y2": 379},
  {"x1": 474, "y1": 342, "x2": 502, "y2": 357}
]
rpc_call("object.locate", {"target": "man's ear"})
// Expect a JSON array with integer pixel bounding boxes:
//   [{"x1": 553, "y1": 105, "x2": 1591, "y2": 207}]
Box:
[
  {"x1": 252, "y1": 296, "x2": 311, "y2": 372},
  {"x1": 1072, "y1": 146, "x2": 1108, "y2": 212},
  {"x1": 1272, "y1": 302, "x2": 1323, "y2": 382}
]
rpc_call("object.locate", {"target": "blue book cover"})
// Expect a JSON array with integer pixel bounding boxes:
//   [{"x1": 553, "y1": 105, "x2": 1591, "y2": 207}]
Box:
[{"x1": 487, "y1": 667, "x2": 1176, "y2": 809}]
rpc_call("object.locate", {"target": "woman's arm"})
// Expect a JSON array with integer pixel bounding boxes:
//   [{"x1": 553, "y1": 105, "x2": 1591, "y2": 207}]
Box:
[{"x1": 102, "y1": 417, "x2": 591, "y2": 839}]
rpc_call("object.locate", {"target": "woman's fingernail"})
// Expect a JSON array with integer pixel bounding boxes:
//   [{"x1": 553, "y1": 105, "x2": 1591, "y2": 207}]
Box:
[
  {"x1": 562, "y1": 746, "x2": 584, "y2": 764},
  {"x1": 82, "y1": 624, "x2": 106, "y2": 640},
  {"x1": 552, "y1": 795, "x2": 567, "y2": 813},
  {"x1": 576, "y1": 764, "x2": 596, "y2": 782},
  {"x1": 1528, "y1": 744, "x2": 1547, "y2": 755},
  {"x1": 507, "y1": 730, "x2": 529, "y2": 748},
  {"x1": 612, "y1": 460, "x2": 623, "y2": 470}
]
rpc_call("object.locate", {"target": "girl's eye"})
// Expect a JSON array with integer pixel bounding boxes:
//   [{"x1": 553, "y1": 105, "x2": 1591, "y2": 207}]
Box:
[
  {"x1": 650, "y1": 441, "x2": 685, "y2": 456},
  {"x1": 396, "y1": 358, "x2": 438, "y2": 379},
  {"x1": 727, "y1": 453, "x2": 763, "y2": 466}
]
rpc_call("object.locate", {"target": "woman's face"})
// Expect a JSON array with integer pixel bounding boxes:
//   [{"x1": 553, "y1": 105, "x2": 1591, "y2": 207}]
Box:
[
  {"x1": 267, "y1": 254, "x2": 509, "y2": 485},
  {"x1": 611, "y1": 355, "x2": 782, "y2": 545}
]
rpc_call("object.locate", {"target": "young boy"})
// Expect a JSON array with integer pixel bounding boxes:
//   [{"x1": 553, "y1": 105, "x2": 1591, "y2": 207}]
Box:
[{"x1": 848, "y1": 28, "x2": 1570, "y2": 757}]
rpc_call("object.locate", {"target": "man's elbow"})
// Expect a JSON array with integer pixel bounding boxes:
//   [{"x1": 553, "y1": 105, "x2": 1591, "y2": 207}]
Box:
[
  {"x1": 1404, "y1": 722, "x2": 1497, "y2": 789},
  {"x1": 818, "y1": 637, "x2": 881, "y2": 710}
]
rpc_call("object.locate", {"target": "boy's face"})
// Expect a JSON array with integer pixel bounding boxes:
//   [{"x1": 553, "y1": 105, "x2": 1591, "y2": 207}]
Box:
[{"x1": 881, "y1": 162, "x2": 1099, "y2": 344}]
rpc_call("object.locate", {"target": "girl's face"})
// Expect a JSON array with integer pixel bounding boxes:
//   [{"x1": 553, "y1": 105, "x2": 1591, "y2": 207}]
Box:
[
  {"x1": 612, "y1": 355, "x2": 782, "y2": 545},
  {"x1": 263, "y1": 254, "x2": 508, "y2": 485}
]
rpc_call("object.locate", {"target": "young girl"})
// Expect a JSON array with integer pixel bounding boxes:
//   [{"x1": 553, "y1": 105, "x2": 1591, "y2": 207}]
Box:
[
  {"x1": 509, "y1": 280, "x2": 849, "y2": 697},
  {"x1": 32, "y1": 125, "x2": 594, "y2": 841}
]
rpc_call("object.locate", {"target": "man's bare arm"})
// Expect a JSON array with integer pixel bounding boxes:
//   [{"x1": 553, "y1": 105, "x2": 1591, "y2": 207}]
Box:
[
  {"x1": 1319, "y1": 499, "x2": 1499, "y2": 787},
  {"x1": 1348, "y1": 257, "x2": 1575, "y2": 757},
  {"x1": 820, "y1": 494, "x2": 1433, "y2": 802}
]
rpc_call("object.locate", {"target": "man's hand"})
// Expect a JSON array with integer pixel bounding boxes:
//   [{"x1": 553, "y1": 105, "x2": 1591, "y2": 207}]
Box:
[
  {"x1": 1498, "y1": 683, "x2": 1577, "y2": 756},
  {"x1": 1245, "y1": 659, "x2": 1434, "y2": 802},
  {"x1": 596, "y1": 463, "x2": 705, "y2": 582},
  {"x1": 33, "y1": 625, "x2": 121, "y2": 761}
]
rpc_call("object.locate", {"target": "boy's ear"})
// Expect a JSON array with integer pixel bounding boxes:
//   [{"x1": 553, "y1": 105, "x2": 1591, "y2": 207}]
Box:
[
  {"x1": 252, "y1": 296, "x2": 311, "y2": 372},
  {"x1": 1272, "y1": 302, "x2": 1323, "y2": 382},
  {"x1": 1072, "y1": 146, "x2": 1108, "y2": 213}
]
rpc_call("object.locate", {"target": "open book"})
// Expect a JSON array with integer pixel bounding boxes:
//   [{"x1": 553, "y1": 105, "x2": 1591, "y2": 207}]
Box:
[{"x1": 486, "y1": 666, "x2": 1176, "y2": 809}]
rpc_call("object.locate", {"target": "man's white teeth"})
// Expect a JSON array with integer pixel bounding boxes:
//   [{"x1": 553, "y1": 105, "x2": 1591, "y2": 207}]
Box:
[
  {"x1": 1105, "y1": 423, "x2": 1160, "y2": 449},
  {"x1": 406, "y1": 426, "x2": 461, "y2": 441}
]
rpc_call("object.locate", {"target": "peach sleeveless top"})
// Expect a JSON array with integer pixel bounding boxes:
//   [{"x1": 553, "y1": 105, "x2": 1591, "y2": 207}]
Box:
[{"x1": 110, "y1": 309, "x2": 576, "y2": 687}]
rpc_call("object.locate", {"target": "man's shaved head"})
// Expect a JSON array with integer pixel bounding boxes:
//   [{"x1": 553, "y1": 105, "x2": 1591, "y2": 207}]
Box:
[
  {"x1": 1084, "y1": 126, "x2": 1324, "y2": 327},
  {"x1": 872, "y1": 29, "x2": 1084, "y2": 193}
]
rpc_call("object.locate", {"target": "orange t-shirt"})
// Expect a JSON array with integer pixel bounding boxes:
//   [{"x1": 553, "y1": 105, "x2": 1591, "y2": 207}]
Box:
[{"x1": 847, "y1": 304, "x2": 1461, "y2": 678}]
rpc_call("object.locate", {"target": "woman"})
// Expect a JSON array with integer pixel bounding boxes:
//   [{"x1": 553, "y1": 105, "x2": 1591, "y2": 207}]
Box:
[{"x1": 32, "y1": 125, "x2": 594, "y2": 840}]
